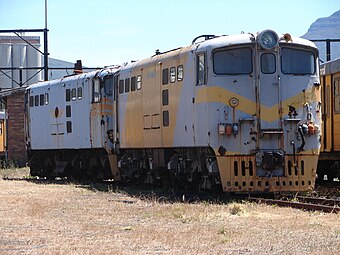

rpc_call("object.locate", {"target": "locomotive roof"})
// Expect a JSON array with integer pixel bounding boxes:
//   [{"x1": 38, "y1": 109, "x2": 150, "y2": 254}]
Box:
[
  {"x1": 120, "y1": 31, "x2": 317, "y2": 71},
  {"x1": 320, "y1": 57, "x2": 340, "y2": 76},
  {"x1": 27, "y1": 66, "x2": 119, "y2": 90}
]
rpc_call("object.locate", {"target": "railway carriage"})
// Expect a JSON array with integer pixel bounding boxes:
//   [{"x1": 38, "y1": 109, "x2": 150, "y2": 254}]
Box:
[
  {"x1": 319, "y1": 58, "x2": 340, "y2": 181},
  {"x1": 26, "y1": 30, "x2": 321, "y2": 193}
]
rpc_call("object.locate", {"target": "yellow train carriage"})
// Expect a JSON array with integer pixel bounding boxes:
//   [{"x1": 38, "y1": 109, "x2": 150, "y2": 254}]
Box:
[{"x1": 319, "y1": 58, "x2": 340, "y2": 180}]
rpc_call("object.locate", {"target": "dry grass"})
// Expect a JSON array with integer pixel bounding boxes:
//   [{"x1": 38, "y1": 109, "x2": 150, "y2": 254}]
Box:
[{"x1": 0, "y1": 168, "x2": 339, "y2": 254}]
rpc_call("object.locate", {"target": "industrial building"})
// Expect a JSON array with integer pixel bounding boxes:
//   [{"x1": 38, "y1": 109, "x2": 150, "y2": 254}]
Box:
[{"x1": 0, "y1": 35, "x2": 42, "y2": 166}]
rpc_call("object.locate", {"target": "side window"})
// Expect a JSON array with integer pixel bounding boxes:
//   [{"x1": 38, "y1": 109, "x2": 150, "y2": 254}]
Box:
[
  {"x1": 197, "y1": 53, "x2": 206, "y2": 85},
  {"x1": 162, "y1": 68, "x2": 169, "y2": 85},
  {"x1": 66, "y1": 105, "x2": 71, "y2": 118},
  {"x1": 137, "y1": 75, "x2": 142, "y2": 90},
  {"x1": 177, "y1": 65, "x2": 183, "y2": 81},
  {"x1": 162, "y1": 89, "x2": 169, "y2": 106},
  {"x1": 29, "y1": 96, "x2": 34, "y2": 107},
  {"x1": 66, "y1": 89, "x2": 71, "y2": 102},
  {"x1": 163, "y1": 110, "x2": 169, "y2": 127},
  {"x1": 119, "y1": 79, "x2": 124, "y2": 94},
  {"x1": 125, "y1": 78, "x2": 130, "y2": 93},
  {"x1": 44, "y1": 93, "x2": 49, "y2": 105},
  {"x1": 71, "y1": 88, "x2": 77, "y2": 100},
  {"x1": 131, "y1": 76, "x2": 136, "y2": 91},
  {"x1": 170, "y1": 67, "x2": 176, "y2": 83},
  {"x1": 66, "y1": 121, "x2": 72, "y2": 133},
  {"x1": 92, "y1": 79, "x2": 101, "y2": 103},
  {"x1": 34, "y1": 95, "x2": 39, "y2": 106},
  {"x1": 77, "y1": 87, "x2": 82, "y2": 100},
  {"x1": 39, "y1": 94, "x2": 44, "y2": 106}
]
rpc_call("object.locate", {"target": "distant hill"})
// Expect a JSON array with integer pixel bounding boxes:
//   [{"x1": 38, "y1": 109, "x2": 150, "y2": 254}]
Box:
[{"x1": 302, "y1": 10, "x2": 340, "y2": 62}]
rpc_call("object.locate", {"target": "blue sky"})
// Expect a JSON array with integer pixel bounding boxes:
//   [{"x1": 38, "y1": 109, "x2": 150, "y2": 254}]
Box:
[{"x1": 1, "y1": 0, "x2": 339, "y2": 67}]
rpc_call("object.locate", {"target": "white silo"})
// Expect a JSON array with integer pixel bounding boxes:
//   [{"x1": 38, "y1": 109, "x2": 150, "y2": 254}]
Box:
[
  {"x1": 12, "y1": 43, "x2": 27, "y2": 88},
  {"x1": 0, "y1": 44, "x2": 12, "y2": 89},
  {"x1": 0, "y1": 35, "x2": 41, "y2": 89},
  {"x1": 26, "y1": 42, "x2": 42, "y2": 84}
]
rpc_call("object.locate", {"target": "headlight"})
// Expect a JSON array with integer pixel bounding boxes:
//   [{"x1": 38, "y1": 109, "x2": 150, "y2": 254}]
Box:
[{"x1": 258, "y1": 30, "x2": 279, "y2": 49}]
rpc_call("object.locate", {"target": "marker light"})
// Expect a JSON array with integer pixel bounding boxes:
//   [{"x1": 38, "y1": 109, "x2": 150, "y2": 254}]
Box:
[{"x1": 258, "y1": 30, "x2": 279, "y2": 49}]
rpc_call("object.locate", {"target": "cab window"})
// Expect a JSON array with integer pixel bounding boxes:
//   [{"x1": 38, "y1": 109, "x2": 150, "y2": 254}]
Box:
[
  {"x1": 281, "y1": 48, "x2": 315, "y2": 74},
  {"x1": 104, "y1": 76, "x2": 113, "y2": 96},
  {"x1": 213, "y1": 48, "x2": 252, "y2": 75},
  {"x1": 92, "y1": 79, "x2": 101, "y2": 103},
  {"x1": 261, "y1": 53, "x2": 276, "y2": 74},
  {"x1": 197, "y1": 53, "x2": 206, "y2": 85}
]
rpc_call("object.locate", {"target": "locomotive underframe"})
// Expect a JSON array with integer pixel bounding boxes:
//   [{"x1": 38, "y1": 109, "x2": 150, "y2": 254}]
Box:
[
  {"x1": 217, "y1": 154, "x2": 318, "y2": 192},
  {"x1": 28, "y1": 148, "x2": 113, "y2": 180},
  {"x1": 117, "y1": 147, "x2": 317, "y2": 193},
  {"x1": 28, "y1": 146, "x2": 318, "y2": 193}
]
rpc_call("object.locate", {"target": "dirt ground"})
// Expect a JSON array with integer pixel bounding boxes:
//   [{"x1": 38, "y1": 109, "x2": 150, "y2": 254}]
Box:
[{"x1": 0, "y1": 168, "x2": 339, "y2": 255}]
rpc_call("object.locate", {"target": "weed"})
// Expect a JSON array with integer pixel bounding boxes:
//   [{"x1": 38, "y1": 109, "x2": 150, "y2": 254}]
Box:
[{"x1": 229, "y1": 203, "x2": 244, "y2": 215}]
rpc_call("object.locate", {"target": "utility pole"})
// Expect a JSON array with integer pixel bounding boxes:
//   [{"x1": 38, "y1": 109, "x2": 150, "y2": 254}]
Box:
[{"x1": 44, "y1": 0, "x2": 48, "y2": 81}]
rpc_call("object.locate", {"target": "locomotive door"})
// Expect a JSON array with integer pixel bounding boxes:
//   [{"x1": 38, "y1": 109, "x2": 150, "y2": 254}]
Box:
[
  {"x1": 257, "y1": 51, "x2": 283, "y2": 150},
  {"x1": 90, "y1": 75, "x2": 115, "y2": 149},
  {"x1": 50, "y1": 85, "x2": 65, "y2": 149},
  {"x1": 256, "y1": 50, "x2": 285, "y2": 177}
]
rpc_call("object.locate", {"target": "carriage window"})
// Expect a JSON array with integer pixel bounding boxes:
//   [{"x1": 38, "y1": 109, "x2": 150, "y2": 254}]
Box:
[
  {"x1": 92, "y1": 79, "x2": 100, "y2": 103},
  {"x1": 119, "y1": 79, "x2": 124, "y2": 94},
  {"x1": 281, "y1": 48, "x2": 315, "y2": 74},
  {"x1": 261, "y1": 53, "x2": 276, "y2": 74},
  {"x1": 34, "y1": 95, "x2": 39, "y2": 106},
  {"x1": 170, "y1": 67, "x2": 176, "y2": 83},
  {"x1": 103, "y1": 76, "x2": 113, "y2": 96},
  {"x1": 162, "y1": 68, "x2": 169, "y2": 85},
  {"x1": 71, "y1": 88, "x2": 77, "y2": 100},
  {"x1": 334, "y1": 78, "x2": 340, "y2": 114},
  {"x1": 77, "y1": 87, "x2": 82, "y2": 99},
  {"x1": 137, "y1": 75, "x2": 142, "y2": 90},
  {"x1": 45, "y1": 93, "x2": 49, "y2": 105},
  {"x1": 39, "y1": 94, "x2": 44, "y2": 106},
  {"x1": 125, "y1": 78, "x2": 130, "y2": 93},
  {"x1": 131, "y1": 76, "x2": 136, "y2": 91},
  {"x1": 66, "y1": 89, "x2": 71, "y2": 102},
  {"x1": 29, "y1": 96, "x2": 34, "y2": 107},
  {"x1": 197, "y1": 53, "x2": 206, "y2": 85},
  {"x1": 213, "y1": 48, "x2": 252, "y2": 75},
  {"x1": 177, "y1": 65, "x2": 183, "y2": 81}
]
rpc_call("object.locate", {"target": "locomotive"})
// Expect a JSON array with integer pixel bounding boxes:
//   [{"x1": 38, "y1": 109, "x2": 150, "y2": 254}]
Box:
[{"x1": 25, "y1": 30, "x2": 322, "y2": 192}]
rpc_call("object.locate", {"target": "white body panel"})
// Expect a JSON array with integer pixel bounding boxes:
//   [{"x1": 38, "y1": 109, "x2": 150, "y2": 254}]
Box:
[{"x1": 27, "y1": 68, "x2": 117, "y2": 151}]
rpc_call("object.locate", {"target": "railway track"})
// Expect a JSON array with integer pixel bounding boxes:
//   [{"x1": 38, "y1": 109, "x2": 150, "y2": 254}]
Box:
[
  {"x1": 249, "y1": 196, "x2": 340, "y2": 213},
  {"x1": 3, "y1": 176, "x2": 340, "y2": 213}
]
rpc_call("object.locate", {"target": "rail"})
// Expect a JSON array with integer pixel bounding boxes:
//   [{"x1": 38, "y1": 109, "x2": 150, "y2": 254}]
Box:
[{"x1": 249, "y1": 196, "x2": 340, "y2": 213}]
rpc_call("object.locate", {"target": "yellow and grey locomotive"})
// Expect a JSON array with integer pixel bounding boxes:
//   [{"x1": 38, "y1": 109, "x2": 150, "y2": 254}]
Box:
[{"x1": 26, "y1": 30, "x2": 321, "y2": 193}]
